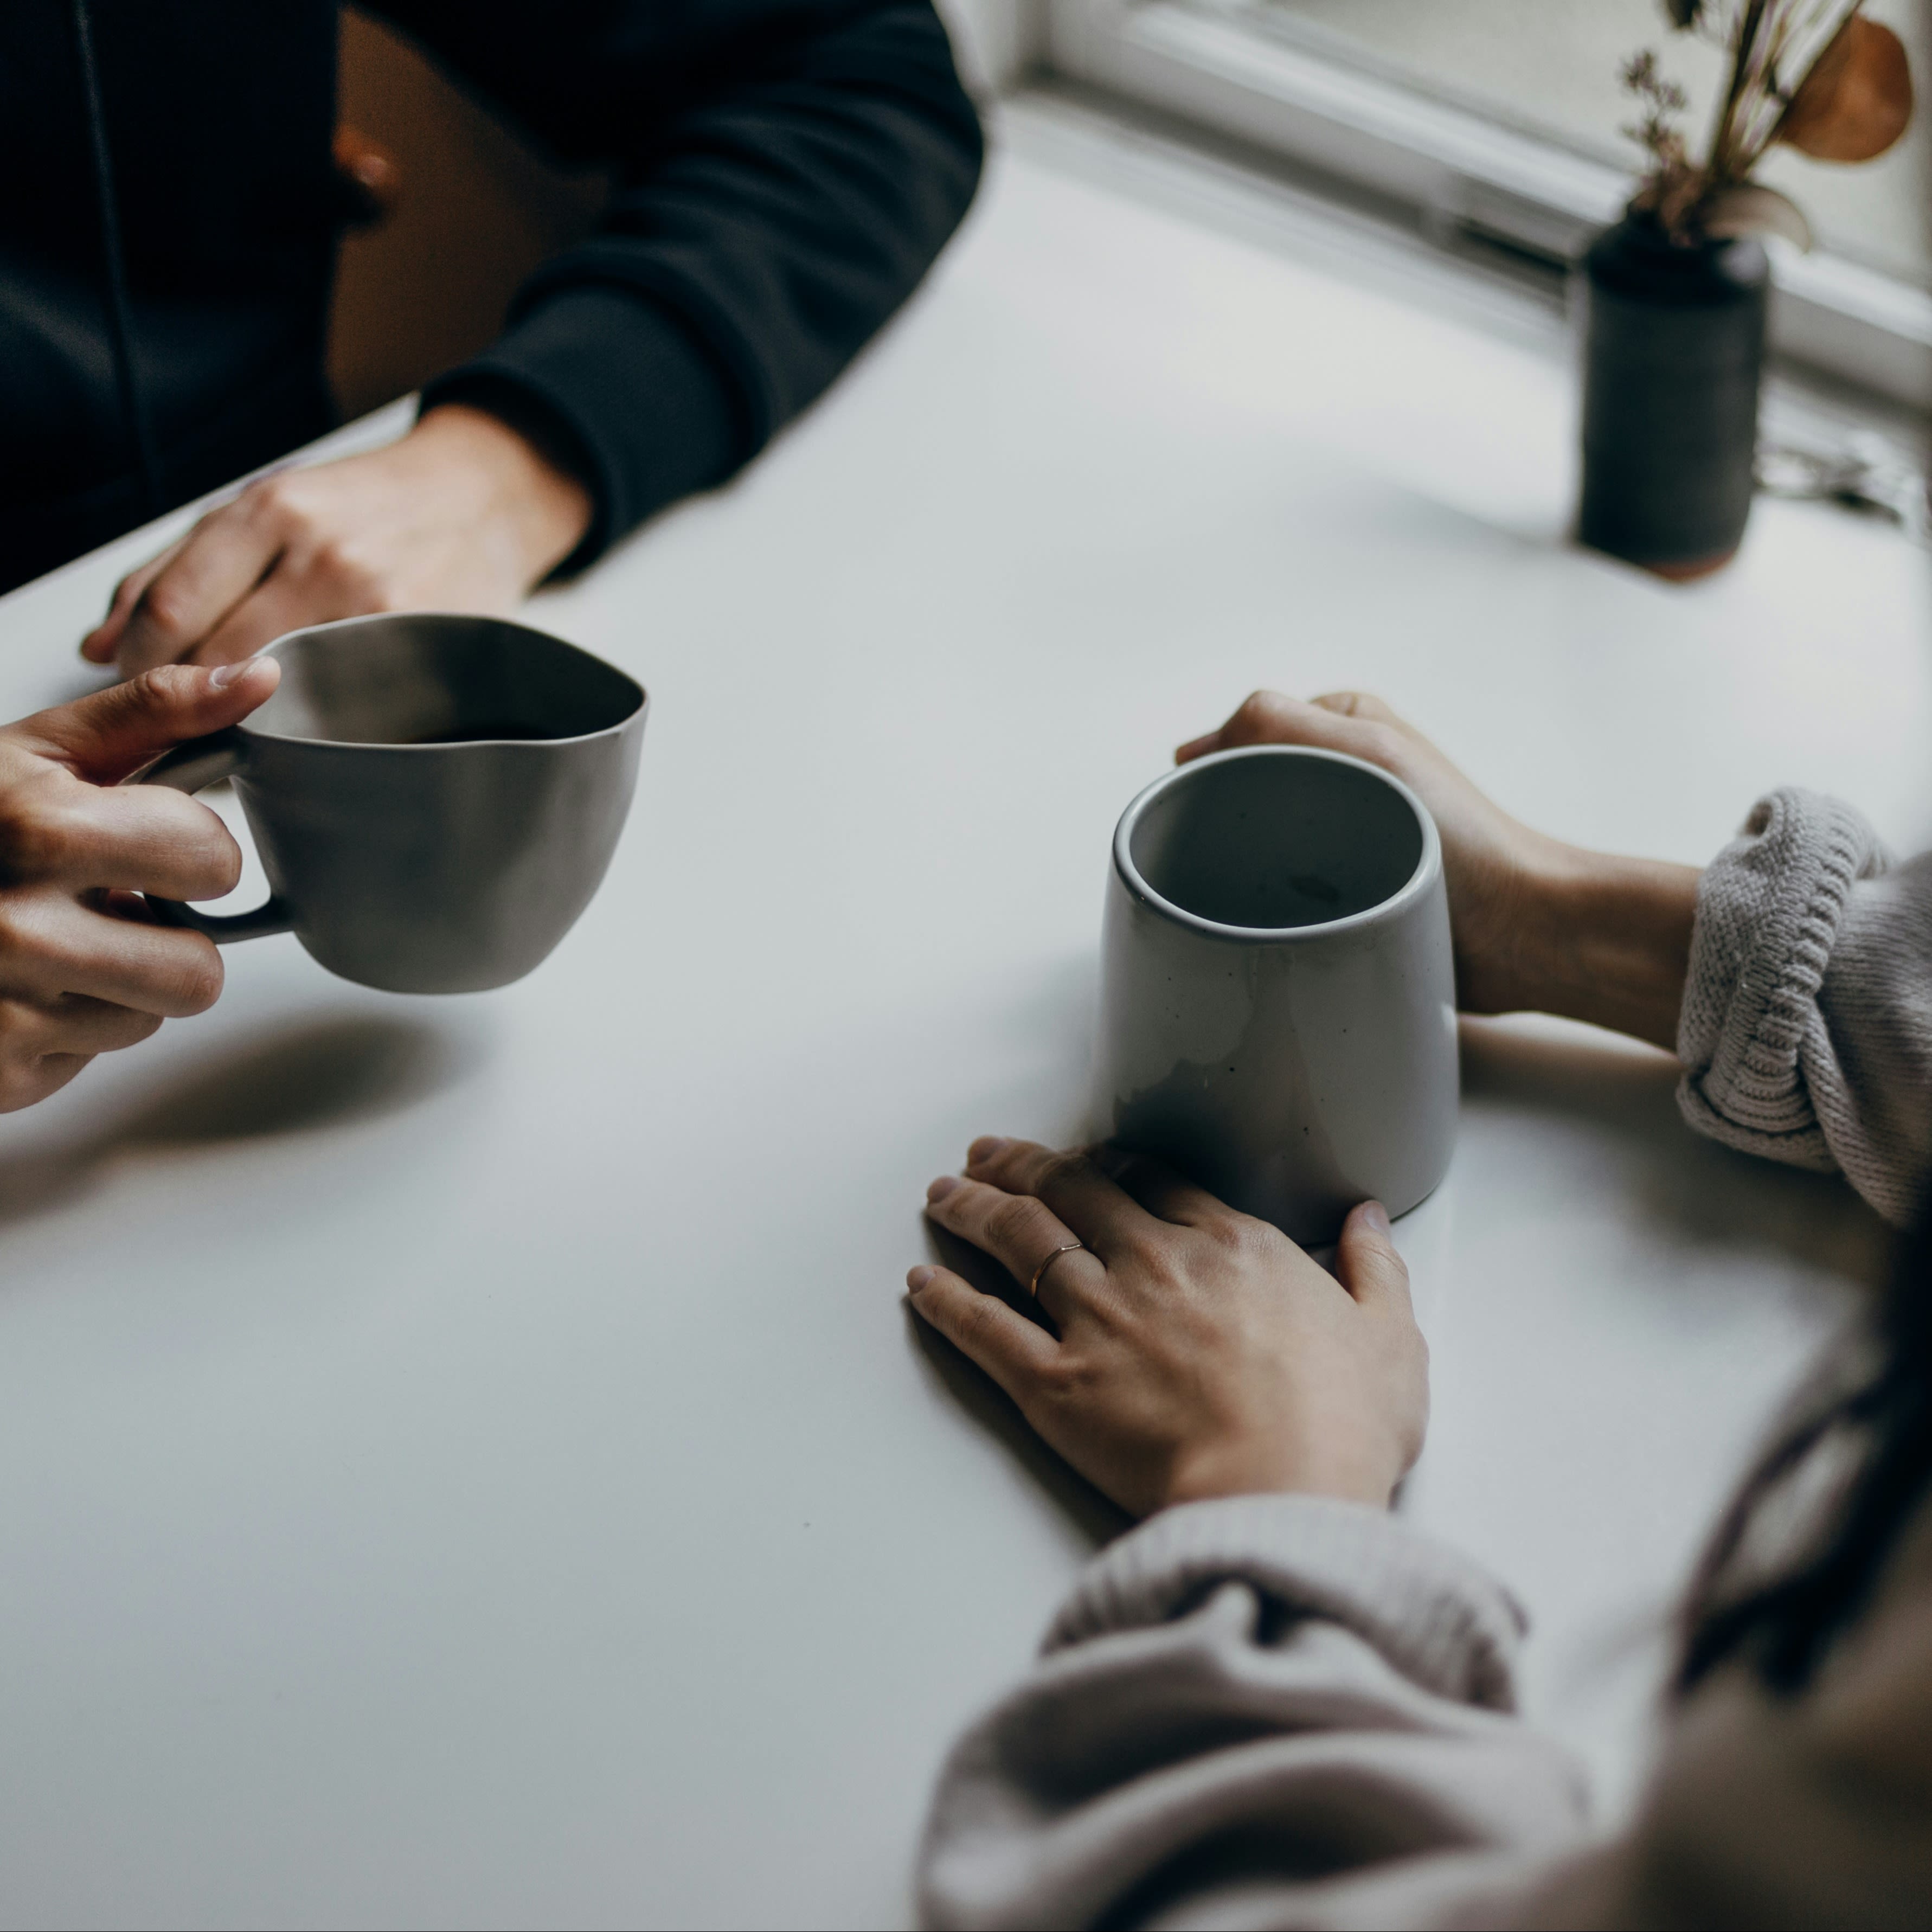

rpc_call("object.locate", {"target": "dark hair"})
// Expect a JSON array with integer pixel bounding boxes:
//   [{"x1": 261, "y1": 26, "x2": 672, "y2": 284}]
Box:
[{"x1": 1677, "y1": 1203, "x2": 1932, "y2": 1697}]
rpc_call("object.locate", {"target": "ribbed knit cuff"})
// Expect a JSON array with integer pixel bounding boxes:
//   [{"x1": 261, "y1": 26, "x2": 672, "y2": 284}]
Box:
[
  {"x1": 422, "y1": 284, "x2": 743, "y2": 572},
  {"x1": 1044, "y1": 1495, "x2": 1528, "y2": 1712},
  {"x1": 1677, "y1": 788, "x2": 1889, "y2": 1164}
]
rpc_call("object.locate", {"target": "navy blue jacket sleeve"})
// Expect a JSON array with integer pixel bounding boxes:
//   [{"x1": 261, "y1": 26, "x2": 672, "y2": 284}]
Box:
[{"x1": 376, "y1": 0, "x2": 984, "y2": 563}]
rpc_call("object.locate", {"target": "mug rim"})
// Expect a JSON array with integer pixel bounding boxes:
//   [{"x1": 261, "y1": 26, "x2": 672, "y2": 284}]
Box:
[
  {"x1": 240, "y1": 612, "x2": 647, "y2": 750},
  {"x1": 1112, "y1": 743, "x2": 1442, "y2": 941}
]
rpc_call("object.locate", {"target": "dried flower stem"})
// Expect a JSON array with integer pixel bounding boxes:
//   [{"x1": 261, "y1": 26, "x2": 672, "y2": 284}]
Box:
[
  {"x1": 1710, "y1": 0, "x2": 1770, "y2": 178},
  {"x1": 1626, "y1": 0, "x2": 1867, "y2": 238}
]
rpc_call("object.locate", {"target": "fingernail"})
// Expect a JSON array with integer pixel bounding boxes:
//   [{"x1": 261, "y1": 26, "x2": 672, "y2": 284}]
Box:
[
  {"x1": 967, "y1": 1135, "x2": 1009, "y2": 1165},
  {"x1": 926, "y1": 1175, "x2": 959, "y2": 1203},
  {"x1": 209, "y1": 660, "x2": 251, "y2": 688},
  {"x1": 1359, "y1": 1200, "x2": 1391, "y2": 1235},
  {"x1": 906, "y1": 1266, "x2": 935, "y2": 1293}
]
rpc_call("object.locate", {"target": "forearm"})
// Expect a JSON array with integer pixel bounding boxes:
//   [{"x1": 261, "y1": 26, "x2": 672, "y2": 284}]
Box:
[
  {"x1": 82, "y1": 402, "x2": 599, "y2": 675},
  {"x1": 388, "y1": 0, "x2": 983, "y2": 562},
  {"x1": 920, "y1": 1496, "x2": 1588, "y2": 1931},
  {"x1": 1176, "y1": 694, "x2": 1927, "y2": 1205},
  {"x1": 1493, "y1": 791, "x2": 1928, "y2": 1222},
  {"x1": 1676, "y1": 790, "x2": 1926, "y2": 1222},
  {"x1": 1503, "y1": 846, "x2": 1702, "y2": 1054}
]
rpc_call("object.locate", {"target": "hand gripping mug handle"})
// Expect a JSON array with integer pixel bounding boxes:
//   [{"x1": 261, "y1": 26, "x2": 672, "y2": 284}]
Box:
[{"x1": 132, "y1": 729, "x2": 296, "y2": 942}]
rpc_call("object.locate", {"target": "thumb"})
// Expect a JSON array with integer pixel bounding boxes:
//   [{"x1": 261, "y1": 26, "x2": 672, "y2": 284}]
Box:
[
  {"x1": 10, "y1": 659, "x2": 281, "y2": 783},
  {"x1": 1333, "y1": 1200, "x2": 1413, "y2": 1312}
]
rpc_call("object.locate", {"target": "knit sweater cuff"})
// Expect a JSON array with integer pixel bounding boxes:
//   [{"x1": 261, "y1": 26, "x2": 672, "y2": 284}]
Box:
[
  {"x1": 1043, "y1": 1495, "x2": 1528, "y2": 1712},
  {"x1": 1677, "y1": 787, "x2": 1889, "y2": 1165},
  {"x1": 422, "y1": 284, "x2": 743, "y2": 572}
]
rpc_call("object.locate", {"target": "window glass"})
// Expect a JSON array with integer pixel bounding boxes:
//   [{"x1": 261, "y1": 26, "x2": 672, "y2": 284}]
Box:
[{"x1": 1251, "y1": 0, "x2": 1929, "y2": 286}]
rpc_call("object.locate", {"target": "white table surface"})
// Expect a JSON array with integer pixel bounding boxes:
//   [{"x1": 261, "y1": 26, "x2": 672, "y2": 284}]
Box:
[{"x1": 0, "y1": 100, "x2": 1924, "y2": 1930}]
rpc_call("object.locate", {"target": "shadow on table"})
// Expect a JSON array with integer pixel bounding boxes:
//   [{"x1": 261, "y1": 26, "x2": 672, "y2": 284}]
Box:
[
  {"x1": 1461, "y1": 1017, "x2": 1897, "y2": 1293},
  {"x1": 908, "y1": 1219, "x2": 1133, "y2": 1551},
  {"x1": 0, "y1": 1012, "x2": 484, "y2": 1230}
]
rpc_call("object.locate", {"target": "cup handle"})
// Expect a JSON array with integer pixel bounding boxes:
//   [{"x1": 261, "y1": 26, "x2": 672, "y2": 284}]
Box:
[{"x1": 132, "y1": 730, "x2": 296, "y2": 943}]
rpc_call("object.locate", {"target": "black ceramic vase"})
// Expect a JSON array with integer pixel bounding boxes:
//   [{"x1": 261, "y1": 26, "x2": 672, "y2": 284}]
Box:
[{"x1": 1578, "y1": 211, "x2": 1769, "y2": 579}]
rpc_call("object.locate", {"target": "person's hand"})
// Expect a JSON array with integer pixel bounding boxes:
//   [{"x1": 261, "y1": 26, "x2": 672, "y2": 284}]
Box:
[
  {"x1": 1178, "y1": 691, "x2": 1699, "y2": 1052},
  {"x1": 80, "y1": 404, "x2": 593, "y2": 677},
  {"x1": 908, "y1": 1135, "x2": 1427, "y2": 1518},
  {"x1": 1179, "y1": 691, "x2": 1563, "y2": 1017},
  {"x1": 0, "y1": 660, "x2": 281, "y2": 1109}
]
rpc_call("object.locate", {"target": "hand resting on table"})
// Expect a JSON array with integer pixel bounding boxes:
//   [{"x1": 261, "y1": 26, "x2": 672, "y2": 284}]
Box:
[
  {"x1": 905, "y1": 697, "x2": 1712, "y2": 1525},
  {"x1": 1180, "y1": 690, "x2": 1702, "y2": 1054},
  {"x1": 908, "y1": 1135, "x2": 1427, "y2": 1518},
  {"x1": 0, "y1": 661, "x2": 279, "y2": 1109},
  {"x1": 80, "y1": 405, "x2": 593, "y2": 678}
]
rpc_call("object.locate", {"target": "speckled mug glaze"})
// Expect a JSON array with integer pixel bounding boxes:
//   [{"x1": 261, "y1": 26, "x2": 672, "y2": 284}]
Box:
[{"x1": 1096, "y1": 745, "x2": 1458, "y2": 1244}]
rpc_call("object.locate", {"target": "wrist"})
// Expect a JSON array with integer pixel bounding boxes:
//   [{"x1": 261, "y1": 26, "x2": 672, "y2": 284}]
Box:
[
  {"x1": 412, "y1": 402, "x2": 594, "y2": 586},
  {"x1": 1507, "y1": 843, "x2": 1701, "y2": 1052},
  {"x1": 1162, "y1": 1442, "x2": 1397, "y2": 1514}
]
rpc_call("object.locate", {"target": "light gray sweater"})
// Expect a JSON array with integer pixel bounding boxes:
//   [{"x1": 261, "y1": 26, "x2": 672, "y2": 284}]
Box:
[{"x1": 918, "y1": 790, "x2": 1932, "y2": 1931}]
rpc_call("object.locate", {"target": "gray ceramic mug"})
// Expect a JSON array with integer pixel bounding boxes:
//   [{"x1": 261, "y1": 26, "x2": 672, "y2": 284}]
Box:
[
  {"x1": 1095, "y1": 744, "x2": 1458, "y2": 1244},
  {"x1": 133, "y1": 613, "x2": 648, "y2": 994}
]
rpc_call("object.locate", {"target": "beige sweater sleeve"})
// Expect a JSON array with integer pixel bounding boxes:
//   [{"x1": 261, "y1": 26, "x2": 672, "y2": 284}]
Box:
[
  {"x1": 916, "y1": 1496, "x2": 1588, "y2": 1931},
  {"x1": 1677, "y1": 787, "x2": 1932, "y2": 1224}
]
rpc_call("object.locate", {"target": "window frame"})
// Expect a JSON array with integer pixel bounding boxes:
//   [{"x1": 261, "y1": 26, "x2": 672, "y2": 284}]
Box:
[{"x1": 1045, "y1": 0, "x2": 1932, "y2": 411}]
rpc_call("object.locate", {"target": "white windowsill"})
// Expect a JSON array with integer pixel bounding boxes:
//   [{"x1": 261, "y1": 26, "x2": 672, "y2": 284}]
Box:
[{"x1": 1045, "y1": 0, "x2": 1932, "y2": 413}]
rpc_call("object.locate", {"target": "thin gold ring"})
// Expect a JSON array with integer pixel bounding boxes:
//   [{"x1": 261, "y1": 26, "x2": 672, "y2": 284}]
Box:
[{"x1": 1029, "y1": 1239, "x2": 1084, "y2": 1299}]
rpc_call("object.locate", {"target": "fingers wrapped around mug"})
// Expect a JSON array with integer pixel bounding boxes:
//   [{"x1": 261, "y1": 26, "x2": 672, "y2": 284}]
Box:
[
  {"x1": 1174, "y1": 689, "x2": 1409, "y2": 769},
  {"x1": 0, "y1": 888, "x2": 224, "y2": 1018}
]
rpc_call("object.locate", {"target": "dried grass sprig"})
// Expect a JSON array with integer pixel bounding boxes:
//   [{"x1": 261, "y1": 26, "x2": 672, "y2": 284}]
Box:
[{"x1": 1624, "y1": 0, "x2": 1912, "y2": 245}]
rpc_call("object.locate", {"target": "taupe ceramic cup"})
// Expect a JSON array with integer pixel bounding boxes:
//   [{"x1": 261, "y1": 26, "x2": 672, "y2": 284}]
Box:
[
  {"x1": 1095, "y1": 745, "x2": 1458, "y2": 1244},
  {"x1": 134, "y1": 613, "x2": 647, "y2": 994}
]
